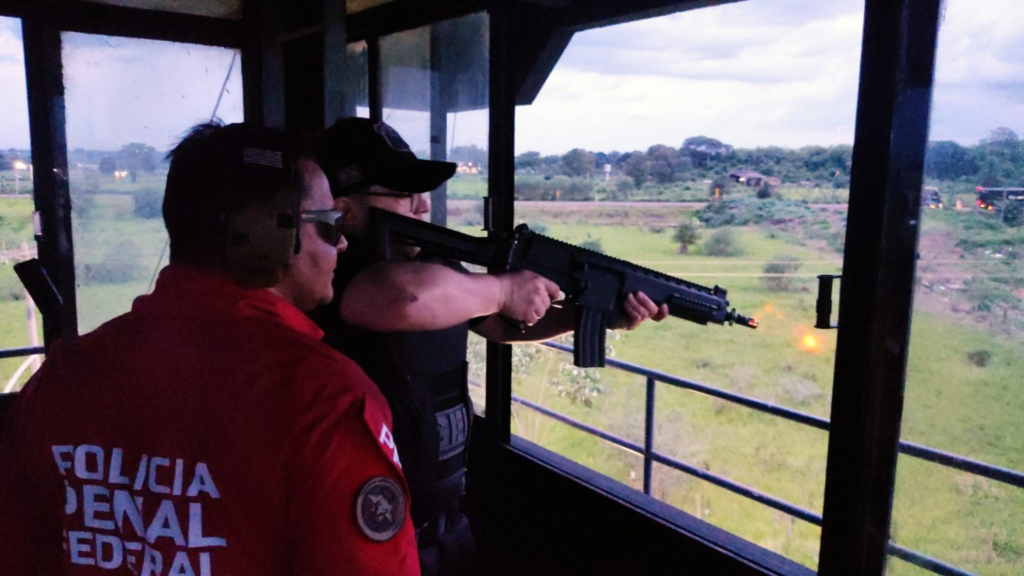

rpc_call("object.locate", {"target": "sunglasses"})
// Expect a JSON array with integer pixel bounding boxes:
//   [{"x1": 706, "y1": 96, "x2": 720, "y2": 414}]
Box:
[{"x1": 298, "y1": 209, "x2": 345, "y2": 246}]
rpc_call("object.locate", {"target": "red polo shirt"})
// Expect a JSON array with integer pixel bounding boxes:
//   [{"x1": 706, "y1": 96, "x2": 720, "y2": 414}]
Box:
[{"x1": 0, "y1": 264, "x2": 419, "y2": 575}]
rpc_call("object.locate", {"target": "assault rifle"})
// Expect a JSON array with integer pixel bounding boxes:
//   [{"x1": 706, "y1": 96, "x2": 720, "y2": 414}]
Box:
[{"x1": 370, "y1": 208, "x2": 757, "y2": 368}]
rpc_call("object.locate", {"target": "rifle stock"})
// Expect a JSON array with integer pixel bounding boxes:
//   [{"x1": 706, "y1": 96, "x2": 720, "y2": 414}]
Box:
[{"x1": 370, "y1": 208, "x2": 757, "y2": 368}]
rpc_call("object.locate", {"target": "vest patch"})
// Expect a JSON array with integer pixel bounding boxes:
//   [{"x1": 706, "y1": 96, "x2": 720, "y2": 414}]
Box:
[{"x1": 435, "y1": 405, "x2": 468, "y2": 461}]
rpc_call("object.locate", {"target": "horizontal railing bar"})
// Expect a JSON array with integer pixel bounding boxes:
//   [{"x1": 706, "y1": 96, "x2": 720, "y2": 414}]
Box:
[
  {"x1": 512, "y1": 396, "x2": 644, "y2": 454},
  {"x1": 887, "y1": 542, "x2": 978, "y2": 576},
  {"x1": 541, "y1": 342, "x2": 831, "y2": 431},
  {"x1": 539, "y1": 342, "x2": 1024, "y2": 488},
  {"x1": 648, "y1": 450, "x2": 823, "y2": 527},
  {"x1": 897, "y1": 441, "x2": 1024, "y2": 489},
  {"x1": 512, "y1": 393, "x2": 982, "y2": 576},
  {"x1": 0, "y1": 346, "x2": 44, "y2": 360},
  {"x1": 512, "y1": 394, "x2": 823, "y2": 527},
  {"x1": 515, "y1": 346, "x2": 1006, "y2": 576}
]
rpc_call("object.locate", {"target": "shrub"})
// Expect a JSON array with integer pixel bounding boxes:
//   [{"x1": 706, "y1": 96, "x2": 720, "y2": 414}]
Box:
[
  {"x1": 672, "y1": 219, "x2": 701, "y2": 254},
  {"x1": 77, "y1": 239, "x2": 147, "y2": 284},
  {"x1": 964, "y1": 278, "x2": 1020, "y2": 312},
  {"x1": 580, "y1": 236, "x2": 605, "y2": 254},
  {"x1": 133, "y1": 188, "x2": 163, "y2": 219},
  {"x1": 826, "y1": 230, "x2": 846, "y2": 253},
  {"x1": 963, "y1": 215, "x2": 1004, "y2": 232},
  {"x1": 703, "y1": 229, "x2": 743, "y2": 257},
  {"x1": 1002, "y1": 201, "x2": 1023, "y2": 227},
  {"x1": 71, "y1": 192, "x2": 100, "y2": 220},
  {"x1": 514, "y1": 176, "x2": 551, "y2": 200},
  {"x1": 761, "y1": 254, "x2": 803, "y2": 292},
  {"x1": 966, "y1": 350, "x2": 992, "y2": 367},
  {"x1": 513, "y1": 175, "x2": 593, "y2": 201},
  {"x1": 756, "y1": 182, "x2": 773, "y2": 199},
  {"x1": 561, "y1": 177, "x2": 595, "y2": 201},
  {"x1": 696, "y1": 197, "x2": 827, "y2": 229}
]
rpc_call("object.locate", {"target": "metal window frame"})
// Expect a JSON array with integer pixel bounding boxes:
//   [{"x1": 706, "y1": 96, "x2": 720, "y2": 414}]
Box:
[
  {"x1": 482, "y1": 0, "x2": 944, "y2": 575},
  {"x1": 1, "y1": 0, "x2": 951, "y2": 574},
  {"x1": 818, "y1": 1, "x2": 942, "y2": 573},
  {"x1": 4, "y1": 0, "x2": 256, "y2": 353}
]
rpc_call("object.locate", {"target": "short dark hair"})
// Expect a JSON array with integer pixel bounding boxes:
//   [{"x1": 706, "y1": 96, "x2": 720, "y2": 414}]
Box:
[{"x1": 163, "y1": 122, "x2": 302, "y2": 266}]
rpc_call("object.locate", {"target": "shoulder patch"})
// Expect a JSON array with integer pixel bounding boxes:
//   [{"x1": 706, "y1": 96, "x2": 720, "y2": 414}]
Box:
[{"x1": 356, "y1": 476, "x2": 407, "y2": 542}]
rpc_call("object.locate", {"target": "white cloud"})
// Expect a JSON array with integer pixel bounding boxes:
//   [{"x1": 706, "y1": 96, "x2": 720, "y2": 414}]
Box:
[
  {"x1": 62, "y1": 33, "x2": 244, "y2": 152},
  {"x1": 516, "y1": 0, "x2": 864, "y2": 154},
  {"x1": 516, "y1": 0, "x2": 1024, "y2": 154},
  {"x1": 2, "y1": 0, "x2": 1022, "y2": 156},
  {"x1": 928, "y1": 0, "x2": 1024, "y2": 143},
  {"x1": 0, "y1": 17, "x2": 30, "y2": 150}
]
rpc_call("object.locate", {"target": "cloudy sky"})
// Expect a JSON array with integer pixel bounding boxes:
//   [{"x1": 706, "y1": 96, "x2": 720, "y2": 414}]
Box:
[
  {"x1": 0, "y1": 21, "x2": 243, "y2": 153},
  {"x1": 1, "y1": 0, "x2": 1022, "y2": 155}
]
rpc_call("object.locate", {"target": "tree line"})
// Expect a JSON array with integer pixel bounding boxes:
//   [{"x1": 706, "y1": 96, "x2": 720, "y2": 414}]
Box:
[{"x1": 510, "y1": 127, "x2": 1023, "y2": 191}]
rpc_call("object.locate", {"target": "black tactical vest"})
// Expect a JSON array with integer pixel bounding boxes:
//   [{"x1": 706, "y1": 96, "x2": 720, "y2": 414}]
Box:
[{"x1": 310, "y1": 244, "x2": 473, "y2": 526}]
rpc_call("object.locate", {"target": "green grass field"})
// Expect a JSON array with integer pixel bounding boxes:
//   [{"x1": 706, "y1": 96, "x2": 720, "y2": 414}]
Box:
[
  {"x1": 0, "y1": 191, "x2": 1020, "y2": 574},
  {"x1": 490, "y1": 207, "x2": 1023, "y2": 574}
]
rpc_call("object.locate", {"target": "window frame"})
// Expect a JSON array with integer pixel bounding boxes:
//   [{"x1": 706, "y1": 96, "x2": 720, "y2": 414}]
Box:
[
  {"x1": 481, "y1": 1, "x2": 944, "y2": 575},
  {"x1": 1, "y1": 0, "x2": 951, "y2": 574}
]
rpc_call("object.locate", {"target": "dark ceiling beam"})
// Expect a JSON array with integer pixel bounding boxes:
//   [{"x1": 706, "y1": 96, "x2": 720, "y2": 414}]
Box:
[
  {"x1": 543, "y1": 0, "x2": 744, "y2": 31},
  {"x1": 506, "y1": 2, "x2": 573, "y2": 106},
  {"x1": 510, "y1": 0, "x2": 743, "y2": 105},
  {"x1": 3, "y1": 0, "x2": 248, "y2": 48},
  {"x1": 347, "y1": 0, "x2": 485, "y2": 43}
]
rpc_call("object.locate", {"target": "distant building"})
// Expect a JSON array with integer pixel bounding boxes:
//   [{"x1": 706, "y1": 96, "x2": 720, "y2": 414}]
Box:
[
  {"x1": 728, "y1": 169, "x2": 766, "y2": 187},
  {"x1": 456, "y1": 161, "x2": 481, "y2": 175}
]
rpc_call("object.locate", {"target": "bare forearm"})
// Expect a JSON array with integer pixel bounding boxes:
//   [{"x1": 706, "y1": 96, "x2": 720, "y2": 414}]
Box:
[{"x1": 340, "y1": 262, "x2": 504, "y2": 332}]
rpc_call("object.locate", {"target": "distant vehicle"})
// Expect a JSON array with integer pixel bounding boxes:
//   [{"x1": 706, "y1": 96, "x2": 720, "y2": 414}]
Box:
[
  {"x1": 922, "y1": 186, "x2": 943, "y2": 209},
  {"x1": 975, "y1": 186, "x2": 1024, "y2": 212}
]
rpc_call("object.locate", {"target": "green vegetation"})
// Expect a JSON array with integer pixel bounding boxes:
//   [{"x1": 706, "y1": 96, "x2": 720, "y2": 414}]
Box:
[
  {"x1": 672, "y1": 219, "x2": 701, "y2": 254},
  {"x1": 3, "y1": 135, "x2": 1023, "y2": 573},
  {"x1": 463, "y1": 201, "x2": 1023, "y2": 575}
]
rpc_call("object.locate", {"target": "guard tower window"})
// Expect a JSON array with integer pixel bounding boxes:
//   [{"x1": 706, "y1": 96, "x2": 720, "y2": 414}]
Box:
[
  {"x1": 511, "y1": 0, "x2": 864, "y2": 569},
  {"x1": 889, "y1": 0, "x2": 1024, "y2": 573},
  {"x1": 373, "y1": 13, "x2": 491, "y2": 413},
  {"x1": 62, "y1": 33, "x2": 242, "y2": 334},
  {"x1": 0, "y1": 16, "x2": 43, "y2": 392}
]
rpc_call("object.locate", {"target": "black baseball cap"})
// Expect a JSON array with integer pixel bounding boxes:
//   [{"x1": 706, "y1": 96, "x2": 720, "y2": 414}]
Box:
[{"x1": 317, "y1": 117, "x2": 457, "y2": 198}]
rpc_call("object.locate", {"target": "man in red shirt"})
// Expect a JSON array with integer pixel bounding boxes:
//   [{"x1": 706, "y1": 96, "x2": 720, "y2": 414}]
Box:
[{"x1": 0, "y1": 123, "x2": 420, "y2": 575}]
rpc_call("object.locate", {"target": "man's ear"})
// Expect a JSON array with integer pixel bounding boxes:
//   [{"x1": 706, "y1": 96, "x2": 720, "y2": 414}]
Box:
[{"x1": 333, "y1": 195, "x2": 354, "y2": 220}]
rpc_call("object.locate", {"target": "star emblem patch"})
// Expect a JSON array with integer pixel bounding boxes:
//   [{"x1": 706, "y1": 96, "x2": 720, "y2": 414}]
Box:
[{"x1": 356, "y1": 476, "x2": 406, "y2": 542}]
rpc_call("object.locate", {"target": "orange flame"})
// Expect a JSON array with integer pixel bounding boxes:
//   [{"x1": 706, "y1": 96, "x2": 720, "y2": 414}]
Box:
[{"x1": 801, "y1": 334, "x2": 820, "y2": 351}]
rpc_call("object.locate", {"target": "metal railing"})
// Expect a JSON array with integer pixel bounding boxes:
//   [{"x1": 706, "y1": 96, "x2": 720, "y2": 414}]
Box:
[
  {"x1": 0, "y1": 346, "x2": 44, "y2": 360},
  {"x1": 501, "y1": 341, "x2": 1023, "y2": 576}
]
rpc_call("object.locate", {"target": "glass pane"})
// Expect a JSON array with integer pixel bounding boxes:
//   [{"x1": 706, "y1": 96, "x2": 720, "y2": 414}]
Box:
[
  {"x1": 348, "y1": 40, "x2": 370, "y2": 119},
  {"x1": 77, "y1": 0, "x2": 241, "y2": 19},
  {"x1": 381, "y1": 25, "x2": 430, "y2": 158},
  {"x1": 378, "y1": 13, "x2": 489, "y2": 413},
  {"x1": 62, "y1": 33, "x2": 243, "y2": 335},
  {"x1": 889, "y1": 1, "x2": 1024, "y2": 574},
  {"x1": 0, "y1": 17, "x2": 44, "y2": 391},
  {"x1": 512, "y1": 0, "x2": 864, "y2": 568}
]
